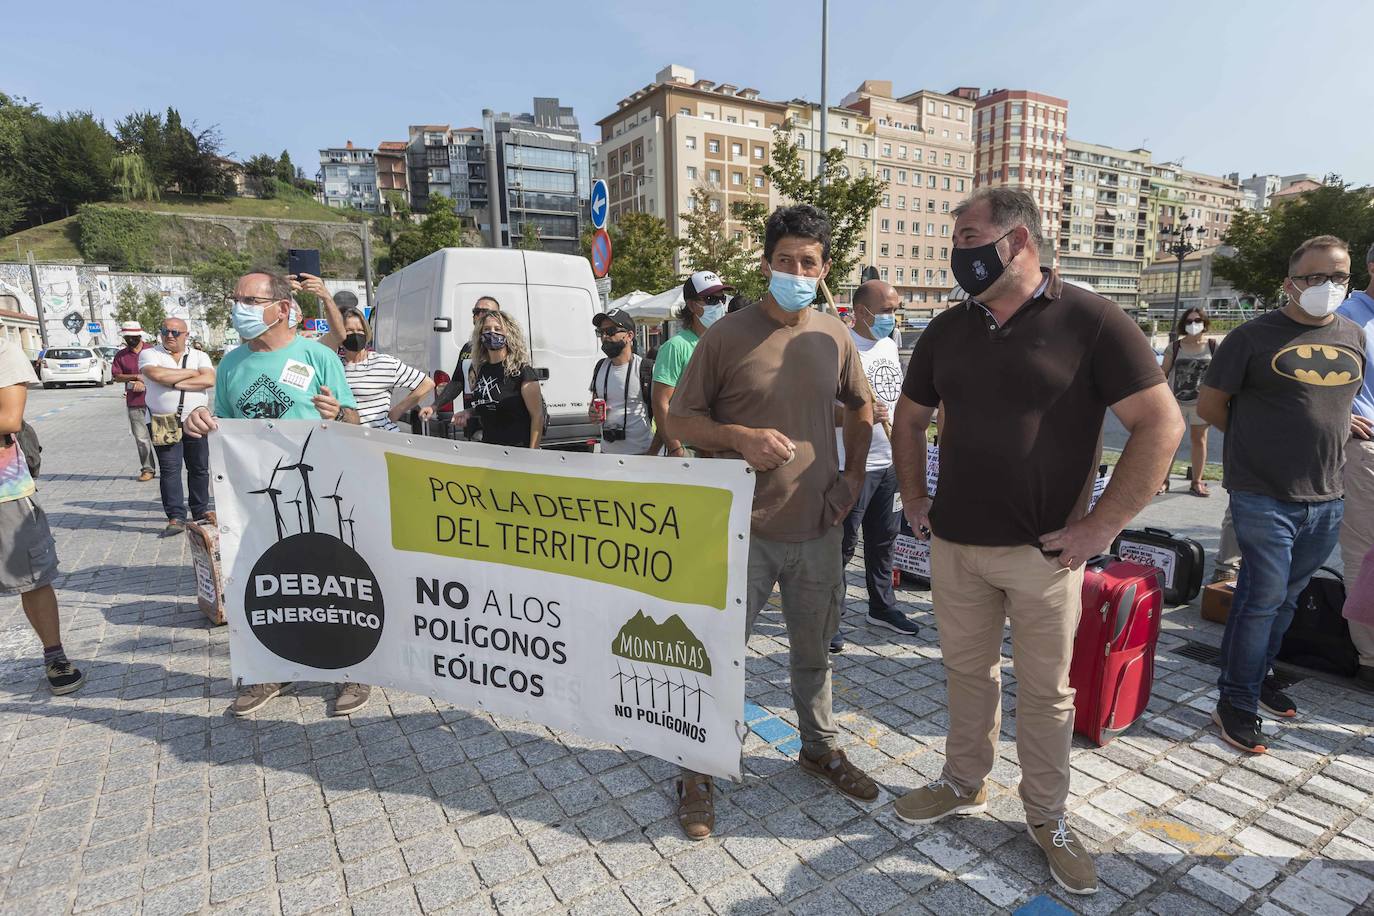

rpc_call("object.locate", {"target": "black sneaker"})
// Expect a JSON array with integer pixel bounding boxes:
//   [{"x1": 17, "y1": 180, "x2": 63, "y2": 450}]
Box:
[
  {"x1": 867, "y1": 609, "x2": 920, "y2": 636},
  {"x1": 1212, "y1": 700, "x2": 1267, "y2": 754},
  {"x1": 45, "y1": 658, "x2": 85, "y2": 695},
  {"x1": 1259, "y1": 677, "x2": 1297, "y2": 719},
  {"x1": 829, "y1": 630, "x2": 844, "y2": 653}
]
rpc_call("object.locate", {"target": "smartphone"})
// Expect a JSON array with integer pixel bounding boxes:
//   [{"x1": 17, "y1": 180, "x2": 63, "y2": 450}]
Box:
[{"x1": 287, "y1": 248, "x2": 321, "y2": 280}]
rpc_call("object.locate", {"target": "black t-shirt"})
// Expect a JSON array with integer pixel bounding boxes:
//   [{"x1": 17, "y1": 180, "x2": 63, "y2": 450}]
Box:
[
  {"x1": 903, "y1": 273, "x2": 1164, "y2": 546},
  {"x1": 473, "y1": 363, "x2": 538, "y2": 447},
  {"x1": 1203, "y1": 310, "x2": 1364, "y2": 501}
]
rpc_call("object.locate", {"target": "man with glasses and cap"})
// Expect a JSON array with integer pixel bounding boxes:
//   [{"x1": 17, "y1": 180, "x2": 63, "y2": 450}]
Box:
[
  {"x1": 588, "y1": 307, "x2": 657, "y2": 455},
  {"x1": 140, "y1": 317, "x2": 216, "y2": 532},
  {"x1": 652, "y1": 272, "x2": 732, "y2": 458}
]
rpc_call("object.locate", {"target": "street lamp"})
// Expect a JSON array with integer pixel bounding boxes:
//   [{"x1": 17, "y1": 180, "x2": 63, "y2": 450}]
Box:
[{"x1": 1162, "y1": 223, "x2": 1201, "y2": 343}]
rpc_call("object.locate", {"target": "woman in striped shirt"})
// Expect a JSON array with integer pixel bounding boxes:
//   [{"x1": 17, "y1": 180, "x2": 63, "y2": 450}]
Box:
[{"x1": 338, "y1": 308, "x2": 436, "y2": 432}]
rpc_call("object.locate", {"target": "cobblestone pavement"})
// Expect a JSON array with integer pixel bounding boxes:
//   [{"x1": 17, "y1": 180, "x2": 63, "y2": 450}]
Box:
[{"x1": 1, "y1": 386, "x2": 1372, "y2": 916}]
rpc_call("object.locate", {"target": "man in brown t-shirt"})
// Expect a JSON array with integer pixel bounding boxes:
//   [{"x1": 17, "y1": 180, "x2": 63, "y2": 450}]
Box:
[
  {"x1": 889, "y1": 188, "x2": 1181, "y2": 895},
  {"x1": 669, "y1": 204, "x2": 877, "y2": 840}
]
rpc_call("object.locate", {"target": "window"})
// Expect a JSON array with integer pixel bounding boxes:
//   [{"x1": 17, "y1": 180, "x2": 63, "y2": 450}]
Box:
[
  {"x1": 707, "y1": 139, "x2": 720, "y2": 153},
  {"x1": 841, "y1": 139, "x2": 850, "y2": 153},
  {"x1": 926, "y1": 222, "x2": 935, "y2": 236},
  {"x1": 943, "y1": 153, "x2": 951, "y2": 166},
  {"x1": 927, "y1": 102, "x2": 936, "y2": 114},
  {"x1": 685, "y1": 136, "x2": 697, "y2": 150},
  {"x1": 940, "y1": 246, "x2": 948, "y2": 259},
  {"x1": 928, "y1": 175, "x2": 937, "y2": 188},
  {"x1": 897, "y1": 170, "x2": 907, "y2": 184},
  {"x1": 880, "y1": 218, "x2": 891, "y2": 231},
  {"x1": 941, "y1": 224, "x2": 950, "y2": 237},
  {"x1": 941, "y1": 200, "x2": 950, "y2": 213},
  {"x1": 927, "y1": 200, "x2": 935, "y2": 212},
  {"x1": 925, "y1": 269, "x2": 934, "y2": 282},
  {"x1": 841, "y1": 118, "x2": 849, "y2": 129},
  {"x1": 927, "y1": 246, "x2": 934, "y2": 258},
  {"x1": 753, "y1": 175, "x2": 764, "y2": 188},
  {"x1": 726, "y1": 116, "x2": 737, "y2": 123},
  {"x1": 896, "y1": 220, "x2": 905, "y2": 233},
  {"x1": 896, "y1": 267, "x2": 905, "y2": 282},
  {"x1": 708, "y1": 168, "x2": 721, "y2": 183},
  {"x1": 1011, "y1": 102, "x2": 1023, "y2": 115},
  {"x1": 731, "y1": 172, "x2": 743, "y2": 186},
  {"x1": 939, "y1": 269, "x2": 948, "y2": 284},
  {"x1": 942, "y1": 177, "x2": 951, "y2": 190},
  {"x1": 731, "y1": 142, "x2": 743, "y2": 156},
  {"x1": 881, "y1": 193, "x2": 891, "y2": 207},
  {"x1": 912, "y1": 197, "x2": 920, "y2": 210},
  {"x1": 749, "y1": 119, "x2": 760, "y2": 127},
  {"x1": 753, "y1": 145, "x2": 765, "y2": 159},
  {"x1": 880, "y1": 267, "x2": 889, "y2": 280},
  {"x1": 702, "y1": 112, "x2": 714, "y2": 120},
  {"x1": 679, "y1": 107, "x2": 691, "y2": 115},
  {"x1": 942, "y1": 104, "x2": 950, "y2": 117},
  {"x1": 956, "y1": 108, "x2": 965, "y2": 121},
  {"x1": 913, "y1": 149, "x2": 922, "y2": 162},
  {"x1": 956, "y1": 178, "x2": 965, "y2": 192},
  {"x1": 897, "y1": 245, "x2": 905, "y2": 257},
  {"x1": 896, "y1": 196, "x2": 905, "y2": 209},
  {"x1": 882, "y1": 143, "x2": 893, "y2": 157},
  {"x1": 858, "y1": 241, "x2": 866, "y2": 254},
  {"x1": 881, "y1": 168, "x2": 891, "y2": 180},
  {"x1": 880, "y1": 244, "x2": 890, "y2": 257},
  {"x1": 686, "y1": 166, "x2": 698, "y2": 180}
]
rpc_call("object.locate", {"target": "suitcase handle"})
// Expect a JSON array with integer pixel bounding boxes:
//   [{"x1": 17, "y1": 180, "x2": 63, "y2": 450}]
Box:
[
  {"x1": 1141, "y1": 527, "x2": 1175, "y2": 538},
  {"x1": 1314, "y1": 565, "x2": 1343, "y2": 583}
]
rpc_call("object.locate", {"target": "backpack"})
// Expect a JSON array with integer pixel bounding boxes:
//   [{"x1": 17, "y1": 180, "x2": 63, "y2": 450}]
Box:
[
  {"x1": 1, "y1": 421, "x2": 41, "y2": 478},
  {"x1": 593, "y1": 355, "x2": 655, "y2": 405}
]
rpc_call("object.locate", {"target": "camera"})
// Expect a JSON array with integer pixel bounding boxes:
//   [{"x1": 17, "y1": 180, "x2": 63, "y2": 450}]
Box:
[{"x1": 603, "y1": 427, "x2": 626, "y2": 443}]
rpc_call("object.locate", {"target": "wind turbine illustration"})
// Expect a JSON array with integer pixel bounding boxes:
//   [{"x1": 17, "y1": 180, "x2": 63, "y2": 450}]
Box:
[
  {"x1": 248, "y1": 459, "x2": 286, "y2": 541},
  {"x1": 324, "y1": 473, "x2": 345, "y2": 538},
  {"x1": 342, "y1": 507, "x2": 357, "y2": 548},
  {"x1": 280, "y1": 430, "x2": 318, "y2": 533},
  {"x1": 287, "y1": 487, "x2": 304, "y2": 534}
]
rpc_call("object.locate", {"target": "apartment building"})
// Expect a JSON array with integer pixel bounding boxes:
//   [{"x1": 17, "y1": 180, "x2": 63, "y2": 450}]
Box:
[
  {"x1": 596, "y1": 65, "x2": 787, "y2": 272},
  {"x1": 968, "y1": 88, "x2": 1068, "y2": 243},
  {"x1": 1145, "y1": 164, "x2": 1244, "y2": 261},
  {"x1": 1059, "y1": 140, "x2": 1151, "y2": 308},
  {"x1": 317, "y1": 143, "x2": 379, "y2": 212},
  {"x1": 842, "y1": 81, "x2": 975, "y2": 305},
  {"x1": 374, "y1": 142, "x2": 409, "y2": 209}
]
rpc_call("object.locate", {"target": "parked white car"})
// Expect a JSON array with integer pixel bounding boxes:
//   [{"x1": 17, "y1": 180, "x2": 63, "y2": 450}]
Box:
[{"x1": 40, "y1": 347, "x2": 112, "y2": 388}]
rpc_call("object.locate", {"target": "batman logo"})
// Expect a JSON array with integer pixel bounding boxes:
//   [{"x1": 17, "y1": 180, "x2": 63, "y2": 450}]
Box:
[{"x1": 1271, "y1": 343, "x2": 1364, "y2": 387}]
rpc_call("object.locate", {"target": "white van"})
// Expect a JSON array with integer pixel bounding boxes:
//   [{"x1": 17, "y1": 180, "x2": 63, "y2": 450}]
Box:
[{"x1": 373, "y1": 248, "x2": 601, "y2": 447}]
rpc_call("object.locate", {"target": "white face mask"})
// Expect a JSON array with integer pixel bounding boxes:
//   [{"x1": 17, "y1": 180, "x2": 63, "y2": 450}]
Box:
[
  {"x1": 1295, "y1": 280, "x2": 1346, "y2": 318},
  {"x1": 1184, "y1": 321, "x2": 1204, "y2": 336}
]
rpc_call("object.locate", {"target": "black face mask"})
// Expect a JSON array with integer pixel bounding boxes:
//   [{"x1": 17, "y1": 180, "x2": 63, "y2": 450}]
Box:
[
  {"x1": 123, "y1": 337, "x2": 140, "y2": 348},
  {"x1": 950, "y1": 229, "x2": 1015, "y2": 298},
  {"x1": 481, "y1": 331, "x2": 507, "y2": 351},
  {"x1": 600, "y1": 338, "x2": 627, "y2": 357},
  {"x1": 342, "y1": 333, "x2": 367, "y2": 352}
]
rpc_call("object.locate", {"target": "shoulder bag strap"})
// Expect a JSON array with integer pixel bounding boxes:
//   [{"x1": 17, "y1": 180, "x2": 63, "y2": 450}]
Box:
[{"x1": 174, "y1": 352, "x2": 189, "y2": 420}]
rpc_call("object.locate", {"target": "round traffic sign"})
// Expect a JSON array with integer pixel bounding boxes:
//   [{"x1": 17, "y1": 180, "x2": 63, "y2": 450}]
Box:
[
  {"x1": 591, "y1": 229, "x2": 613, "y2": 279},
  {"x1": 589, "y1": 179, "x2": 609, "y2": 230}
]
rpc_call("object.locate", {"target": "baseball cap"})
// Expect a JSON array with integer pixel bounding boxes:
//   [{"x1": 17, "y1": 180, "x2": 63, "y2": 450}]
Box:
[
  {"x1": 591, "y1": 308, "x2": 635, "y2": 334},
  {"x1": 119, "y1": 321, "x2": 143, "y2": 335},
  {"x1": 682, "y1": 270, "x2": 735, "y2": 302}
]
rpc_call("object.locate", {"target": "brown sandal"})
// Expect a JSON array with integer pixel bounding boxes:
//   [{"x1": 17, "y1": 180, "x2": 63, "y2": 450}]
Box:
[
  {"x1": 799, "y1": 748, "x2": 879, "y2": 802},
  {"x1": 1190, "y1": 480, "x2": 1210, "y2": 497},
  {"x1": 676, "y1": 774, "x2": 715, "y2": 840}
]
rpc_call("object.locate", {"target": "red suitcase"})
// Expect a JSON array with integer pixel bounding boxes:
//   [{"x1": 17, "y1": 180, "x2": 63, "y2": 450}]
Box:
[{"x1": 1069, "y1": 559, "x2": 1164, "y2": 746}]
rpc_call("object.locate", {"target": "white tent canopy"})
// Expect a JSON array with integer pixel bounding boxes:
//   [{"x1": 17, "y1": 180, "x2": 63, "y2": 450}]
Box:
[
  {"x1": 604, "y1": 290, "x2": 653, "y2": 313},
  {"x1": 621, "y1": 286, "x2": 683, "y2": 322}
]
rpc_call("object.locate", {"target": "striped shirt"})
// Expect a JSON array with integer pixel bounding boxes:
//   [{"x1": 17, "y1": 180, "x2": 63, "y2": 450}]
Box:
[{"x1": 341, "y1": 351, "x2": 427, "y2": 431}]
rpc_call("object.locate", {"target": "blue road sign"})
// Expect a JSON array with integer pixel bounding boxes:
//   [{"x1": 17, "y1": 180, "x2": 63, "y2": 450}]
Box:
[
  {"x1": 86, "y1": 322, "x2": 101, "y2": 333},
  {"x1": 305, "y1": 318, "x2": 330, "y2": 333},
  {"x1": 589, "y1": 179, "x2": 609, "y2": 229},
  {"x1": 590, "y1": 228, "x2": 612, "y2": 279}
]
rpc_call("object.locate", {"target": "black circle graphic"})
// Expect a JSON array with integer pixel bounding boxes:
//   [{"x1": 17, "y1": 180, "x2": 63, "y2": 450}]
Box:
[{"x1": 244, "y1": 533, "x2": 384, "y2": 669}]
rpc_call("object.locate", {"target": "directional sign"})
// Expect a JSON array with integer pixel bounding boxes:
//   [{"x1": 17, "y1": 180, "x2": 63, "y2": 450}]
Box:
[
  {"x1": 590, "y1": 228, "x2": 613, "y2": 279},
  {"x1": 589, "y1": 179, "x2": 609, "y2": 230},
  {"x1": 87, "y1": 322, "x2": 101, "y2": 333}
]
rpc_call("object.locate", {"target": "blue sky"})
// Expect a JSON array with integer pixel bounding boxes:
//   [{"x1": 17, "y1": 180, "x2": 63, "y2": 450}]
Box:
[{"x1": 7, "y1": 0, "x2": 1372, "y2": 186}]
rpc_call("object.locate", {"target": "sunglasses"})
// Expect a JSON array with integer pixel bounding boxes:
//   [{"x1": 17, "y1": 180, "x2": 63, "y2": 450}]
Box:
[
  {"x1": 701, "y1": 295, "x2": 727, "y2": 306},
  {"x1": 159, "y1": 329, "x2": 184, "y2": 338},
  {"x1": 596, "y1": 327, "x2": 628, "y2": 338}
]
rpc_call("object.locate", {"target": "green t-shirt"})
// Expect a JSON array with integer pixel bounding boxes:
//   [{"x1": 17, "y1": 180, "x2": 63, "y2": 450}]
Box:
[
  {"x1": 213, "y1": 335, "x2": 357, "y2": 420},
  {"x1": 651, "y1": 328, "x2": 700, "y2": 388}
]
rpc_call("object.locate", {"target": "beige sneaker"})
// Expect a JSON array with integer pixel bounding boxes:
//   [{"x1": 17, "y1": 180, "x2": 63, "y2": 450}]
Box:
[
  {"x1": 332, "y1": 682, "x2": 371, "y2": 716},
  {"x1": 1028, "y1": 817, "x2": 1098, "y2": 895},
  {"x1": 893, "y1": 776, "x2": 987, "y2": 825},
  {"x1": 229, "y1": 682, "x2": 289, "y2": 716}
]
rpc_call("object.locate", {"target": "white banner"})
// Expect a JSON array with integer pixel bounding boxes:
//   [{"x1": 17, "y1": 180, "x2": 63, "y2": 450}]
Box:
[{"x1": 210, "y1": 420, "x2": 755, "y2": 779}]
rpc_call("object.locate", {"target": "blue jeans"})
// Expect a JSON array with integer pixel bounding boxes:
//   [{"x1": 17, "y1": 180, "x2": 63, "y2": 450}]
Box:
[
  {"x1": 1217, "y1": 490, "x2": 1343, "y2": 713},
  {"x1": 841, "y1": 465, "x2": 899, "y2": 614},
  {"x1": 153, "y1": 435, "x2": 210, "y2": 522}
]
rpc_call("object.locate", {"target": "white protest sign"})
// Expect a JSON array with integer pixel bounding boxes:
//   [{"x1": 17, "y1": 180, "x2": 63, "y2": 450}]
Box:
[
  {"x1": 1116, "y1": 540, "x2": 1177, "y2": 590},
  {"x1": 210, "y1": 420, "x2": 755, "y2": 779}
]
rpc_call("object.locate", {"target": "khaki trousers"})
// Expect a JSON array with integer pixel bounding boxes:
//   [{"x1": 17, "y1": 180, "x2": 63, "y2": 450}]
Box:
[
  {"x1": 930, "y1": 536, "x2": 1084, "y2": 825},
  {"x1": 1341, "y1": 438, "x2": 1374, "y2": 667}
]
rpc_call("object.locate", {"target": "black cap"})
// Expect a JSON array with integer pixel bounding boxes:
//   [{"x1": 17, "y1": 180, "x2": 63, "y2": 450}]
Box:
[{"x1": 592, "y1": 308, "x2": 635, "y2": 333}]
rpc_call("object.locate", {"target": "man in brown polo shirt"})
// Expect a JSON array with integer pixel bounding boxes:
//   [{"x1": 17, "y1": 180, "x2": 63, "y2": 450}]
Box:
[
  {"x1": 889, "y1": 188, "x2": 1182, "y2": 895},
  {"x1": 668, "y1": 204, "x2": 878, "y2": 839}
]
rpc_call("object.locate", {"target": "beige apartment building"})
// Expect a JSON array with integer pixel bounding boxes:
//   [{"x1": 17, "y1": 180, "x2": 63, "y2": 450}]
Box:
[
  {"x1": 841, "y1": 81, "x2": 976, "y2": 306},
  {"x1": 1145, "y1": 164, "x2": 1244, "y2": 262},
  {"x1": 968, "y1": 88, "x2": 1069, "y2": 243},
  {"x1": 1059, "y1": 139, "x2": 1151, "y2": 308}
]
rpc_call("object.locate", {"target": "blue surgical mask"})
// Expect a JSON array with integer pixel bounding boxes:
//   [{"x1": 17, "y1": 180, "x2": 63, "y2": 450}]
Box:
[
  {"x1": 870, "y1": 314, "x2": 896, "y2": 339},
  {"x1": 700, "y1": 304, "x2": 726, "y2": 328},
  {"x1": 768, "y1": 269, "x2": 819, "y2": 312},
  {"x1": 231, "y1": 301, "x2": 281, "y2": 340}
]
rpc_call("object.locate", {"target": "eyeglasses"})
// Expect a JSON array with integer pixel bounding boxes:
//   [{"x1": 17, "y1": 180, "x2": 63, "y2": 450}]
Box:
[
  {"x1": 701, "y1": 295, "x2": 727, "y2": 306},
  {"x1": 1291, "y1": 272, "x2": 1351, "y2": 287},
  {"x1": 596, "y1": 327, "x2": 627, "y2": 338},
  {"x1": 226, "y1": 295, "x2": 283, "y2": 307},
  {"x1": 159, "y1": 328, "x2": 184, "y2": 338}
]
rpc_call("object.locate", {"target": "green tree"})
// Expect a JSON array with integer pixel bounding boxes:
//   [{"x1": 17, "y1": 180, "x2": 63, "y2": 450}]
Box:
[
  {"x1": 23, "y1": 110, "x2": 117, "y2": 221},
  {"x1": 1215, "y1": 181, "x2": 1374, "y2": 306},
  {"x1": 517, "y1": 221, "x2": 543, "y2": 251},
  {"x1": 382, "y1": 194, "x2": 466, "y2": 272},
  {"x1": 114, "y1": 110, "x2": 168, "y2": 188},
  {"x1": 732, "y1": 127, "x2": 886, "y2": 296},
  {"x1": 0, "y1": 93, "x2": 40, "y2": 233},
  {"x1": 161, "y1": 108, "x2": 225, "y2": 196},
  {"x1": 189, "y1": 250, "x2": 250, "y2": 330},
  {"x1": 275, "y1": 150, "x2": 295, "y2": 184},
  {"x1": 581, "y1": 211, "x2": 680, "y2": 295},
  {"x1": 114, "y1": 285, "x2": 167, "y2": 334},
  {"x1": 680, "y1": 188, "x2": 764, "y2": 299},
  {"x1": 111, "y1": 152, "x2": 159, "y2": 201},
  {"x1": 243, "y1": 153, "x2": 279, "y2": 198}
]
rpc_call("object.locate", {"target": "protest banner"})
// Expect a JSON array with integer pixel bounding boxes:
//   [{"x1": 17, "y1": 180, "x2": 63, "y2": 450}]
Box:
[{"x1": 210, "y1": 420, "x2": 756, "y2": 779}]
